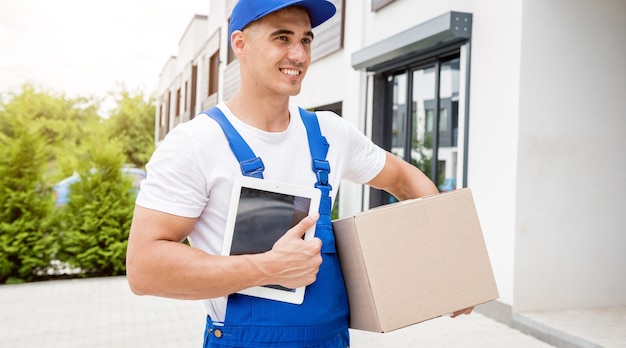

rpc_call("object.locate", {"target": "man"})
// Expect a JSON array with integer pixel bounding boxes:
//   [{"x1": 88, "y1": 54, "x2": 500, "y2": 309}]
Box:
[{"x1": 126, "y1": 0, "x2": 473, "y2": 347}]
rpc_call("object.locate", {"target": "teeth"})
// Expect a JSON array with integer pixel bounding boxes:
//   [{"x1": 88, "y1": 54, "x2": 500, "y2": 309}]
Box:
[{"x1": 281, "y1": 69, "x2": 299, "y2": 76}]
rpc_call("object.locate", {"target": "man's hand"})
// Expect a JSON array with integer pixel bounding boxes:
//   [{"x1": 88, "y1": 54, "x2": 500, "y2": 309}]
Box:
[
  {"x1": 264, "y1": 214, "x2": 322, "y2": 289},
  {"x1": 450, "y1": 306, "x2": 474, "y2": 318}
]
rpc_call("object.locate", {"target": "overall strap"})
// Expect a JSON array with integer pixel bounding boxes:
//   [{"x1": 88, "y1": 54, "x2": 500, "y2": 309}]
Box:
[
  {"x1": 298, "y1": 107, "x2": 331, "y2": 215},
  {"x1": 298, "y1": 107, "x2": 335, "y2": 253},
  {"x1": 203, "y1": 107, "x2": 264, "y2": 178}
]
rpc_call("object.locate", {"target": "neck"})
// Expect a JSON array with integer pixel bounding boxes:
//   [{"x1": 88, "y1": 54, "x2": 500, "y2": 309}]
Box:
[{"x1": 226, "y1": 90, "x2": 291, "y2": 132}]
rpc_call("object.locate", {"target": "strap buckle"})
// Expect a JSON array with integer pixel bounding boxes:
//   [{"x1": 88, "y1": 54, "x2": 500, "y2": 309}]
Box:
[
  {"x1": 240, "y1": 157, "x2": 265, "y2": 178},
  {"x1": 312, "y1": 159, "x2": 331, "y2": 186}
]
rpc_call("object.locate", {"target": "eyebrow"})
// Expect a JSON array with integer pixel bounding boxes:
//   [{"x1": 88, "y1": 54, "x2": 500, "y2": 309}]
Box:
[{"x1": 269, "y1": 29, "x2": 314, "y2": 40}]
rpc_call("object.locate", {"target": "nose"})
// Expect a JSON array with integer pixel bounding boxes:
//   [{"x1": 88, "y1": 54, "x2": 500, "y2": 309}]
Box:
[{"x1": 288, "y1": 42, "x2": 309, "y2": 63}]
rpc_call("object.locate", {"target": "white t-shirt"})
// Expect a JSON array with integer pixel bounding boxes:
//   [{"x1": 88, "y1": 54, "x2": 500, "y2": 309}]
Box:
[{"x1": 136, "y1": 102, "x2": 386, "y2": 321}]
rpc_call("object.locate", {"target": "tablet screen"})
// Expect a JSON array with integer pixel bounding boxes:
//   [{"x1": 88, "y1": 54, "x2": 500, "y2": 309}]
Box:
[{"x1": 229, "y1": 187, "x2": 310, "y2": 256}]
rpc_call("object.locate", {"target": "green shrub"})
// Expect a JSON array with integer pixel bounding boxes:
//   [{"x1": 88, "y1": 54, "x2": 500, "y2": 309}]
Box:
[
  {"x1": 0, "y1": 84, "x2": 153, "y2": 282},
  {"x1": 54, "y1": 139, "x2": 135, "y2": 277},
  {"x1": 0, "y1": 121, "x2": 55, "y2": 284}
]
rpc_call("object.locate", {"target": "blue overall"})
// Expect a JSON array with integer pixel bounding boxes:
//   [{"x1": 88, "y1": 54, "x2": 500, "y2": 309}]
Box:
[{"x1": 202, "y1": 107, "x2": 350, "y2": 348}]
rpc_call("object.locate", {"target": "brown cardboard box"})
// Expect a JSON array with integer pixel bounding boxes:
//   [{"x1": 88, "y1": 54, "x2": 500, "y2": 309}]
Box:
[{"x1": 332, "y1": 188, "x2": 498, "y2": 333}]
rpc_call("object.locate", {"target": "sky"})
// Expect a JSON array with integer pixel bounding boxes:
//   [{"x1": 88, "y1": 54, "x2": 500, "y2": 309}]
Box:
[{"x1": 0, "y1": 0, "x2": 208, "y2": 107}]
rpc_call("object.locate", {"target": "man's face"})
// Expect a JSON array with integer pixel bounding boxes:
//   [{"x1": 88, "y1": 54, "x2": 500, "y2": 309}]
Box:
[{"x1": 241, "y1": 7, "x2": 313, "y2": 97}]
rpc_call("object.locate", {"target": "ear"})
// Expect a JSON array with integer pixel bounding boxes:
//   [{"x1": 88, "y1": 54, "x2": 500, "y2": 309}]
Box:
[{"x1": 230, "y1": 30, "x2": 246, "y2": 54}]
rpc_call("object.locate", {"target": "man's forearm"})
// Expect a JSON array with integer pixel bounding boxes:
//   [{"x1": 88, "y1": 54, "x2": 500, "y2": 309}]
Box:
[{"x1": 126, "y1": 240, "x2": 271, "y2": 300}]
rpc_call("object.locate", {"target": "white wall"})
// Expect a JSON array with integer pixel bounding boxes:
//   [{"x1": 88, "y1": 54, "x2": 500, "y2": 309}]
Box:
[
  {"x1": 178, "y1": 16, "x2": 208, "y2": 67},
  {"x1": 157, "y1": 57, "x2": 178, "y2": 96},
  {"x1": 514, "y1": 0, "x2": 626, "y2": 311},
  {"x1": 463, "y1": 0, "x2": 524, "y2": 307},
  {"x1": 207, "y1": 1, "x2": 226, "y2": 37}
]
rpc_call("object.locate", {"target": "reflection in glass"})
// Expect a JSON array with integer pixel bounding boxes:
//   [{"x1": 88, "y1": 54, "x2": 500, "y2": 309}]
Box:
[
  {"x1": 409, "y1": 58, "x2": 460, "y2": 192},
  {"x1": 387, "y1": 57, "x2": 461, "y2": 196},
  {"x1": 390, "y1": 73, "x2": 407, "y2": 159},
  {"x1": 410, "y1": 66, "x2": 435, "y2": 181},
  {"x1": 436, "y1": 58, "x2": 460, "y2": 192}
]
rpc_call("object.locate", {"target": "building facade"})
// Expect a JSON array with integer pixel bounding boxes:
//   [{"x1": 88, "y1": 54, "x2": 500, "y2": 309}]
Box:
[{"x1": 155, "y1": 0, "x2": 626, "y2": 332}]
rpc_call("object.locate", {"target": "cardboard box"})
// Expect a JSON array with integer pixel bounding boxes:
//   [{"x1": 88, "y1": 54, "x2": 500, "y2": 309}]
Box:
[{"x1": 332, "y1": 188, "x2": 498, "y2": 333}]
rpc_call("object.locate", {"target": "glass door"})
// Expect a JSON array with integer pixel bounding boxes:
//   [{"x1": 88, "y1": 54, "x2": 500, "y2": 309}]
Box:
[
  {"x1": 432, "y1": 57, "x2": 460, "y2": 193},
  {"x1": 376, "y1": 54, "x2": 463, "y2": 205}
]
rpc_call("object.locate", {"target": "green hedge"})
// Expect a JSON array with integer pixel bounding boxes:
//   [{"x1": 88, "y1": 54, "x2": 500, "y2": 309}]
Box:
[
  {"x1": 0, "y1": 128, "x2": 137, "y2": 283},
  {"x1": 0, "y1": 84, "x2": 155, "y2": 284},
  {"x1": 53, "y1": 140, "x2": 136, "y2": 278},
  {"x1": 0, "y1": 121, "x2": 55, "y2": 284}
]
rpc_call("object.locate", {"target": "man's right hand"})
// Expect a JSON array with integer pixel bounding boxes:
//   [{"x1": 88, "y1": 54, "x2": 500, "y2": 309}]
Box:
[{"x1": 263, "y1": 214, "x2": 322, "y2": 289}]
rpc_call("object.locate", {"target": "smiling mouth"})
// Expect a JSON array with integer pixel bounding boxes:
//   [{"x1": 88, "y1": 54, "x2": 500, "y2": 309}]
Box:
[{"x1": 280, "y1": 68, "x2": 300, "y2": 76}]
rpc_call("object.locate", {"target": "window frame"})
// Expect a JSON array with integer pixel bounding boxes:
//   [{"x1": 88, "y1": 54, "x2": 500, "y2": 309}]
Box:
[{"x1": 352, "y1": 12, "x2": 472, "y2": 207}]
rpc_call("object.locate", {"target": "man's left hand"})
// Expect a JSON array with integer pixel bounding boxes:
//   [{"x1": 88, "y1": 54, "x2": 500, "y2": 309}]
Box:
[{"x1": 450, "y1": 306, "x2": 474, "y2": 318}]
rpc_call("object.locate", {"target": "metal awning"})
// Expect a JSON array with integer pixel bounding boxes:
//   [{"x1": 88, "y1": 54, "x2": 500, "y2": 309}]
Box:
[{"x1": 351, "y1": 11, "x2": 472, "y2": 71}]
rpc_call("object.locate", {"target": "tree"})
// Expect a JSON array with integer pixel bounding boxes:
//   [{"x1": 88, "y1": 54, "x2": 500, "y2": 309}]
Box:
[
  {"x1": 54, "y1": 134, "x2": 135, "y2": 277},
  {"x1": 105, "y1": 87, "x2": 155, "y2": 168},
  {"x1": 0, "y1": 117, "x2": 55, "y2": 283},
  {"x1": 0, "y1": 83, "x2": 102, "y2": 180},
  {"x1": 0, "y1": 83, "x2": 156, "y2": 282}
]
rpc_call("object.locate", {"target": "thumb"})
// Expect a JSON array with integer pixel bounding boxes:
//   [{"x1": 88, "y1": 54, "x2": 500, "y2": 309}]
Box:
[{"x1": 286, "y1": 213, "x2": 319, "y2": 239}]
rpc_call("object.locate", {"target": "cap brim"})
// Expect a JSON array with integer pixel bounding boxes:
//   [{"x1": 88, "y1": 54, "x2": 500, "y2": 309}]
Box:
[
  {"x1": 247, "y1": 0, "x2": 336, "y2": 29},
  {"x1": 290, "y1": 0, "x2": 337, "y2": 28}
]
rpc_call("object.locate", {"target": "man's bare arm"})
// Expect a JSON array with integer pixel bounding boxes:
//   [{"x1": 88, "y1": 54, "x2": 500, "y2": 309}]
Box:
[
  {"x1": 126, "y1": 205, "x2": 322, "y2": 300},
  {"x1": 367, "y1": 152, "x2": 439, "y2": 200}
]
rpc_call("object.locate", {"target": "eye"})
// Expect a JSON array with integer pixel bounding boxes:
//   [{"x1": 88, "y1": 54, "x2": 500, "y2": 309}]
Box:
[
  {"x1": 302, "y1": 37, "x2": 312, "y2": 45},
  {"x1": 277, "y1": 35, "x2": 289, "y2": 42}
]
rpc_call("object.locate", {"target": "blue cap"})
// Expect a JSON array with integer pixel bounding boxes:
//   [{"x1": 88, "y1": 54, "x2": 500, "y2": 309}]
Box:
[{"x1": 229, "y1": 0, "x2": 337, "y2": 46}]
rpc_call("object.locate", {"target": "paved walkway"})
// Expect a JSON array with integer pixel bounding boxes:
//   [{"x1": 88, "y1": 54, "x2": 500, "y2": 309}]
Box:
[{"x1": 0, "y1": 276, "x2": 618, "y2": 347}]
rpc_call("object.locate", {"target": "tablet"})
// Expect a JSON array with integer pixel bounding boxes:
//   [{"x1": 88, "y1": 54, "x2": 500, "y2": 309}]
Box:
[{"x1": 221, "y1": 175, "x2": 322, "y2": 304}]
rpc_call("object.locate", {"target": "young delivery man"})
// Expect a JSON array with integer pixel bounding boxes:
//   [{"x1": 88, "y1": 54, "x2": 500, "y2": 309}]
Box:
[{"x1": 126, "y1": 0, "x2": 473, "y2": 347}]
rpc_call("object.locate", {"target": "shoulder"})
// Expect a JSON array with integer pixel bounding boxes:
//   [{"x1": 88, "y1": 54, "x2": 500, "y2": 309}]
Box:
[
  {"x1": 293, "y1": 108, "x2": 353, "y2": 133},
  {"x1": 161, "y1": 111, "x2": 229, "y2": 150},
  {"x1": 176, "y1": 112, "x2": 226, "y2": 137},
  {"x1": 312, "y1": 110, "x2": 365, "y2": 143},
  {"x1": 149, "y1": 112, "x2": 232, "y2": 177},
  {"x1": 312, "y1": 109, "x2": 344, "y2": 124}
]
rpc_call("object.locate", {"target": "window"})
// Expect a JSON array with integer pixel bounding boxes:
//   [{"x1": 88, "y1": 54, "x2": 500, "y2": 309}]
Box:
[
  {"x1": 159, "y1": 103, "x2": 165, "y2": 126},
  {"x1": 311, "y1": 0, "x2": 344, "y2": 61},
  {"x1": 351, "y1": 11, "x2": 472, "y2": 207},
  {"x1": 227, "y1": 45, "x2": 236, "y2": 64},
  {"x1": 227, "y1": 18, "x2": 237, "y2": 64},
  {"x1": 166, "y1": 92, "x2": 171, "y2": 126},
  {"x1": 374, "y1": 53, "x2": 465, "y2": 205},
  {"x1": 184, "y1": 81, "x2": 188, "y2": 112},
  {"x1": 209, "y1": 51, "x2": 220, "y2": 96},
  {"x1": 190, "y1": 65, "x2": 198, "y2": 119},
  {"x1": 175, "y1": 88, "x2": 181, "y2": 116}
]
